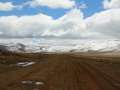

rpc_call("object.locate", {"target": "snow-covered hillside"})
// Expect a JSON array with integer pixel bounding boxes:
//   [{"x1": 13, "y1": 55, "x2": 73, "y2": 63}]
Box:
[{"x1": 0, "y1": 38, "x2": 120, "y2": 53}]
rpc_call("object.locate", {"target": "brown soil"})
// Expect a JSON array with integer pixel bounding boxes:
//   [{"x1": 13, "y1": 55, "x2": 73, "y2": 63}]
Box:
[{"x1": 0, "y1": 53, "x2": 120, "y2": 90}]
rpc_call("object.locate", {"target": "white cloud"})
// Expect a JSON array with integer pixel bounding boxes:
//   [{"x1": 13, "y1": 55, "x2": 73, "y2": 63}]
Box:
[
  {"x1": 85, "y1": 8, "x2": 120, "y2": 38},
  {"x1": 103, "y1": 0, "x2": 120, "y2": 9},
  {"x1": 0, "y1": 2, "x2": 22, "y2": 11},
  {"x1": 42, "y1": 9, "x2": 86, "y2": 38},
  {"x1": 27, "y1": 0, "x2": 75, "y2": 9},
  {"x1": 0, "y1": 8, "x2": 120, "y2": 39},
  {"x1": 0, "y1": 9, "x2": 86, "y2": 38}
]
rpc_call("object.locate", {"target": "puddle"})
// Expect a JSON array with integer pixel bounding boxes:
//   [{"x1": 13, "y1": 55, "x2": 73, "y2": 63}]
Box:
[{"x1": 11, "y1": 62, "x2": 36, "y2": 67}]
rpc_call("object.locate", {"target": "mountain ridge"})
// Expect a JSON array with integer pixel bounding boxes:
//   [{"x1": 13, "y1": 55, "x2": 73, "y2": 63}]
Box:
[{"x1": 0, "y1": 39, "x2": 120, "y2": 53}]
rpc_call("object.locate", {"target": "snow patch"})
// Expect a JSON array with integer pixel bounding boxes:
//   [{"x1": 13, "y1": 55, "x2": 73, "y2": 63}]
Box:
[
  {"x1": 1, "y1": 39, "x2": 120, "y2": 53},
  {"x1": 36, "y1": 82, "x2": 44, "y2": 85},
  {"x1": 21, "y1": 80, "x2": 44, "y2": 85},
  {"x1": 21, "y1": 81, "x2": 32, "y2": 84},
  {"x1": 16, "y1": 62, "x2": 36, "y2": 67}
]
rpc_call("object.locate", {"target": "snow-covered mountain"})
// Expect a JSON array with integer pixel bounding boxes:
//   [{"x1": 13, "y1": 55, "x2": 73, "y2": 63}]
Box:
[{"x1": 0, "y1": 39, "x2": 120, "y2": 53}]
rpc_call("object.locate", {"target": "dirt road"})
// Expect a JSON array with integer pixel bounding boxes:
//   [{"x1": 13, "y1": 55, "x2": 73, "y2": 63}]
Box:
[{"x1": 0, "y1": 53, "x2": 120, "y2": 90}]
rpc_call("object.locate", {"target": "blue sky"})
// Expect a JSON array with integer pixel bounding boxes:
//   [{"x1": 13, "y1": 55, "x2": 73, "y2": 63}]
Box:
[{"x1": 0, "y1": 0, "x2": 103, "y2": 18}]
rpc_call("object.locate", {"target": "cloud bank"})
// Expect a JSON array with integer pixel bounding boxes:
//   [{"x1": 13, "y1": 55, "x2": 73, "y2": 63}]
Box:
[
  {"x1": 0, "y1": 7, "x2": 120, "y2": 39},
  {"x1": 0, "y1": 9, "x2": 85, "y2": 38}
]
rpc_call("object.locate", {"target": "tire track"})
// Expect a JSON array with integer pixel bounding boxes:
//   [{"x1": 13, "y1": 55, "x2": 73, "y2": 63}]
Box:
[
  {"x1": 81, "y1": 61, "x2": 120, "y2": 89},
  {"x1": 2, "y1": 54, "x2": 120, "y2": 90},
  {"x1": 69, "y1": 57, "x2": 101, "y2": 90},
  {"x1": 68, "y1": 55, "x2": 120, "y2": 90}
]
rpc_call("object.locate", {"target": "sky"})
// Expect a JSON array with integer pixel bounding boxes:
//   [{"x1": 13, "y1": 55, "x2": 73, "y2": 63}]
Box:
[
  {"x1": 0, "y1": 0, "x2": 103, "y2": 18},
  {"x1": 0, "y1": 0, "x2": 120, "y2": 39}
]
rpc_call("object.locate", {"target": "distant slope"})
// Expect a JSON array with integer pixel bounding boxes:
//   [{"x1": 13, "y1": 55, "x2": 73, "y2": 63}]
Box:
[{"x1": 0, "y1": 39, "x2": 120, "y2": 53}]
